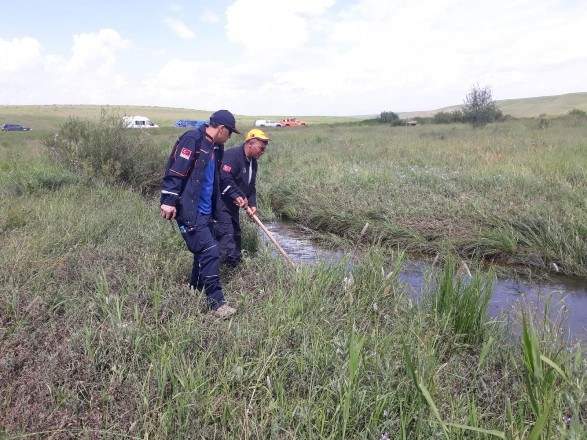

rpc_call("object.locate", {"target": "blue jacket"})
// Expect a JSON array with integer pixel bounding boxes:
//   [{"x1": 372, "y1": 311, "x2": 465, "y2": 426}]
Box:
[{"x1": 160, "y1": 127, "x2": 225, "y2": 229}]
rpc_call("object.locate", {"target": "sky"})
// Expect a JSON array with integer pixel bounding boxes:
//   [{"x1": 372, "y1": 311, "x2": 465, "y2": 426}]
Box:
[{"x1": 1, "y1": 0, "x2": 585, "y2": 116}]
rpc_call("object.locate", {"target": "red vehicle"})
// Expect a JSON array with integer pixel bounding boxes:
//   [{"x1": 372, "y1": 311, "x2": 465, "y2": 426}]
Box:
[{"x1": 280, "y1": 117, "x2": 307, "y2": 127}]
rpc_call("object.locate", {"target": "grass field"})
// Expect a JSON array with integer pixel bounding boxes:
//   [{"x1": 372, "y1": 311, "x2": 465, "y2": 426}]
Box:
[
  {"x1": 1, "y1": 106, "x2": 586, "y2": 438},
  {"x1": 259, "y1": 118, "x2": 587, "y2": 277},
  {"x1": 0, "y1": 104, "x2": 359, "y2": 133}
]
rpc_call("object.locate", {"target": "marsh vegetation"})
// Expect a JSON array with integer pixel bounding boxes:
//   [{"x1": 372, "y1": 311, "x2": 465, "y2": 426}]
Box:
[
  {"x1": 261, "y1": 117, "x2": 587, "y2": 277},
  {"x1": 1, "y1": 108, "x2": 586, "y2": 438}
]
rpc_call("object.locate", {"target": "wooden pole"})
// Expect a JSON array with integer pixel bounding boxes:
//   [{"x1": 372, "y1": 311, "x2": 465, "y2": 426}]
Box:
[{"x1": 245, "y1": 207, "x2": 297, "y2": 270}]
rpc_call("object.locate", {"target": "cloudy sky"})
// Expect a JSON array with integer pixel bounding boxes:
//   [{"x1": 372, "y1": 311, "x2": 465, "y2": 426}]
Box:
[{"x1": 1, "y1": 0, "x2": 585, "y2": 116}]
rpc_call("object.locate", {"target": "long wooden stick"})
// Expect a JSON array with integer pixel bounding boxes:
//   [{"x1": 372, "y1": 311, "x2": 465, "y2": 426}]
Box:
[{"x1": 245, "y1": 207, "x2": 297, "y2": 270}]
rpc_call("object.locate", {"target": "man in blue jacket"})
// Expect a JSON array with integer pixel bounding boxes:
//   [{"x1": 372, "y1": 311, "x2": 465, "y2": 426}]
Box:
[
  {"x1": 216, "y1": 128, "x2": 270, "y2": 267},
  {"x1": 160, "y1": 110, "x2": 241, "y2": 319}
]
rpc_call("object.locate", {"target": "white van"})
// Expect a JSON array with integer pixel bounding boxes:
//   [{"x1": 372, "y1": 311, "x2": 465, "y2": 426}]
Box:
[
  {"x1": 254, "y1": 119, "x2": 281, "y2": 127},
  {"x1": 122, "y1": 116, "x2": 159, "y2": 128}
]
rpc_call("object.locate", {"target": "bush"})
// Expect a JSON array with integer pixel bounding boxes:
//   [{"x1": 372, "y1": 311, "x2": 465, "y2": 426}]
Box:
[
  {"x1": 45, "y1": 108, "x2": 165, "y2": 194},
  {"x1": 412, "y1": 116, "x2": 434, "y2": 125},
  {"x1": 433, "y1": 110, "x2": 464, "y2": 124},
  {"x1": 568, "y1": 108, "x2": 586, "y2": 117},
  {"x1": 565, "y1": 108, "x2": 587, "y2": 128},
  {"x1": 462, "y1": 84, "x2": 503, "y2": 128},
  {"x1": 538, "y1": 118, "x2": 551, "y2": 129},
  {"x1": 380, "y1": 111, "x2": 400, "y2": 124}
]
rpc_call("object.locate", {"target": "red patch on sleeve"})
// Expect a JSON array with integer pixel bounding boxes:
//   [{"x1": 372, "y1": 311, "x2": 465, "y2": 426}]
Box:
[
  {"x1": 180, "y1": 148, "x2": 191, "y2": 160},
  {"x1": 222, "y1": 164, "x2": 232, "y2": 172}
]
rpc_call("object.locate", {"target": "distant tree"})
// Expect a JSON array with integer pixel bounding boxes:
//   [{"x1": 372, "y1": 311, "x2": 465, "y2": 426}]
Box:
[
  {"x1": 380, "y1": 111, "x2": 400, "y2": 124},
  {"x1": 433, "y1": 110, "x2": 464, "y2": 124},
  {"x1": 462, "y1": 84, "x2": 503, "y2": 128},
  {"x1": 568, "y1": 108, "x2": 586, "y2": 117}
]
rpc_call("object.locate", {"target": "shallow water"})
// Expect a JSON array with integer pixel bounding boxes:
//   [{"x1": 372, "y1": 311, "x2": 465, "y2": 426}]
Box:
[{"x1": 261, "y1": 221, "x2": 587, "y2": 344}]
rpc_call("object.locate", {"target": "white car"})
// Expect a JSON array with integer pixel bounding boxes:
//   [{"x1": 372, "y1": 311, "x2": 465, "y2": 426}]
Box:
[
  {"x1": 254, "y1": 119, "x2": 281, "y2": 127},
  {"x1": 122, "y1": 116, "x2": 159, "y2": 128}
]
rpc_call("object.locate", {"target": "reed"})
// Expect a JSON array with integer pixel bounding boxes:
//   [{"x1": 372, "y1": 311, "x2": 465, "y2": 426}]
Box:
[{"x1": 426, "y1": 254, "x2": 493, "y2": 344}]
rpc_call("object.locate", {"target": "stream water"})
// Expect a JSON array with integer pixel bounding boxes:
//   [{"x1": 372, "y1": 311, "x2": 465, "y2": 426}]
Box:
[{"x1": 260, "y1": 221, "x2": 587, "y2": 345}]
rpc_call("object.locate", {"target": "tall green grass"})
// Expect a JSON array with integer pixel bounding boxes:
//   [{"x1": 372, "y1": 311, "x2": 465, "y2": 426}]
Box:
[
  {"x1": 420, "y1": 255, "x2": 493, "y2": 345},
  {"x1": 260, "y1": 118, "x2": 587, "y2": 276},
  {"x1": 1, "y1": 114, "x2": 586, "y2": 438}
]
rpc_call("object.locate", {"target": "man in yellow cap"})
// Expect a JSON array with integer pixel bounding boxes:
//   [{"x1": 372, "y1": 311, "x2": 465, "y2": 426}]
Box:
[{"x1": 216, "y1": 128, "x2": 271, "y2": 267}]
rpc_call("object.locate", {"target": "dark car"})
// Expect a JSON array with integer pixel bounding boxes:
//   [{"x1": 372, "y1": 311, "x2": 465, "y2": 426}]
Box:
[
  {"x1": 1, "y1": 124, "x2": 32, "y2": 131},
  {"x1": 172, "y1": 120, "x2": 208, "y2": 128}
]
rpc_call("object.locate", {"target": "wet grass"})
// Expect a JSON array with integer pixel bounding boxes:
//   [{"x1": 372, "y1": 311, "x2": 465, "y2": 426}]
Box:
[
  {"x1": 259, "y1": 118, "x2": 587, "y2": 276},
  {"x1": 1, "y1": 116, "x2": 586, "y2": 438}
]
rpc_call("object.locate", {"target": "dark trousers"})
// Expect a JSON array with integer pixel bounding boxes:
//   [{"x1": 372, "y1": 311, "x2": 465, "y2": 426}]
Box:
[
  {"x1": 215, "y1": 207, "x2": 242, "y2": 268},
  {"x1": 180, "y1": 212, "x2": 226, "y2": 310}
]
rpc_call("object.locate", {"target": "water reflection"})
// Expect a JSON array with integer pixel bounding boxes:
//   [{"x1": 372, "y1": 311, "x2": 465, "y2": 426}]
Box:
[
  {"x1": 263, "y1": 222, "x2": 345, "y2": 265},
  {"x1": 261, "y1": 221, "x2": 587, "y2": 343}
]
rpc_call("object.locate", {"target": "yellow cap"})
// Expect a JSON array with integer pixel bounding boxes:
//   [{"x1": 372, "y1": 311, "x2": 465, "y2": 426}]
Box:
[{"x1": 246, "y1": 128, "x2": 271, "y2": 142}]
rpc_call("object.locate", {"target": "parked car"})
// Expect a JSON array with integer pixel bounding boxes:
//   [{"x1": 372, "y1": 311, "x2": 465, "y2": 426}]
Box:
[
  {"x1": 280, "y1": 118, "x2": 307, "y2": 127},
  {"x1": 1, "y1": 123, "x2": 31, "y2": 131},
  {"x1": 173, "y1": 120, "x2": 208, "y2": 128},
  {"x1": 122, "y1": 116, "x2": 159, "y2": 128},
  {"x1": 254, "y1": 119, "x2": 281, "y2": 127}
]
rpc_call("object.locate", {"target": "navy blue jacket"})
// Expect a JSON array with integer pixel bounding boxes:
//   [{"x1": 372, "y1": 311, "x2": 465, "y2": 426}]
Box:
[
  {"x1": 219, "y1": 143, "x2": 257, "y2": 214},
  {"x1": 160, "y1": 127, "x2": 224, "y2": 229}
]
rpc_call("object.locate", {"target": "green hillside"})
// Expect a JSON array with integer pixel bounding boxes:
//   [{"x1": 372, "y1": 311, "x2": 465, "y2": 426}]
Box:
[
  {"x1": 496, "y1": 92, "x2": 587, "y2": 117},
  {"x1": 400, "y1": 92, "x2": 587, "y2": 119},
  {"x1": 1, "y1": 92, "x2": 586, "y2": 129}
]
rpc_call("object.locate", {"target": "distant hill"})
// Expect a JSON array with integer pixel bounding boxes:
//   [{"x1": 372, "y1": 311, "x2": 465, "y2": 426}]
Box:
[
  {"x1": 2, "y1": 92, "x2": 586, "y2": 129},
  {"x1": 398, "y1": 92, "x2": 587, "y2": 119}
]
